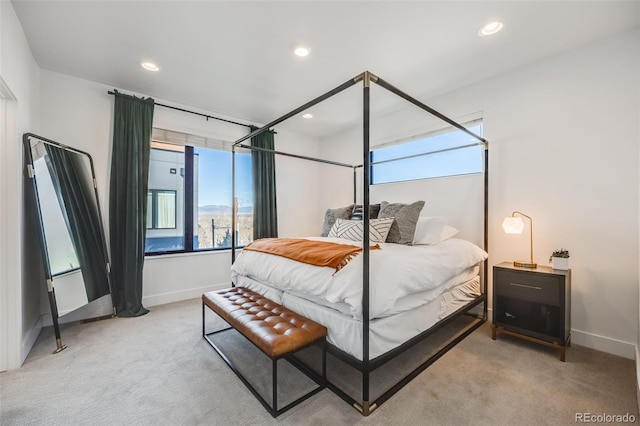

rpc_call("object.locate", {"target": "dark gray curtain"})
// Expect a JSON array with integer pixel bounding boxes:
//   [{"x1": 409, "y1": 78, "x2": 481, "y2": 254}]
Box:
[
  {"x1": 250, "y1": 126, "x2": 278, "y2": 239},
  {"x1": 44, "y1": 145, "x2": 110, "y2": 302},
  {"x1": 109, "y1": 92, "x2": 154, "y2": 317}
]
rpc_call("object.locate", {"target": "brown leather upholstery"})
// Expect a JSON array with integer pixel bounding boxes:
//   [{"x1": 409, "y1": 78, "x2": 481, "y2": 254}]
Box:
[{"x1": 202, "y1": 287, "x2": 327, "y2": 358}]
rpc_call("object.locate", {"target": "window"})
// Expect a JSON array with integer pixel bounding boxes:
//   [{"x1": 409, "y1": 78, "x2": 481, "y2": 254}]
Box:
[
  {"x1": 145, "y1": 131, "x2": 253, "y2": 254},
  {"x1": 193, "y1": 146, "x2": 253, "y2": 250},
  {"x1": 146, "y1": 190, "x2": 177, "y2": 229},
  {"x1": 371, "y1": 121, "x2": 483, "y2": 185}
]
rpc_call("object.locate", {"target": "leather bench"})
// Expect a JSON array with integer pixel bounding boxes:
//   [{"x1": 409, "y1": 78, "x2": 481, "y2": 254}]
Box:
[{"x1": 202, "y1": 287, "x2": 327, "y2": 417}]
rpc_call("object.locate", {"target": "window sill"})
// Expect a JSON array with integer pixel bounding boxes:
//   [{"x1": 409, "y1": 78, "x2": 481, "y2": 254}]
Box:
[{"x1": 144, "y1": 248, "x2": 243, "y2": 260}]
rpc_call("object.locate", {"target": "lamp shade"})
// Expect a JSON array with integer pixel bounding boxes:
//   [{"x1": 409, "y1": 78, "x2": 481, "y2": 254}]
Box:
[{"x1": 502, "y1": 216, "x2": 524, "y2": 234}]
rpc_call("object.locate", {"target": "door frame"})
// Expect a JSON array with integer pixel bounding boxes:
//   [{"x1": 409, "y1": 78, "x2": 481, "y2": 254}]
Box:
[{"x1": 0, "y1": 75, "x2": 21, "y2": 371}]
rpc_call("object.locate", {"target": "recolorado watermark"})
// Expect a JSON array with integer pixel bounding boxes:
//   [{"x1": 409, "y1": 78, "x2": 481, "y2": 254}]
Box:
[{"x1": 575, "y1": 412, "x2": 636, "y2": 423}]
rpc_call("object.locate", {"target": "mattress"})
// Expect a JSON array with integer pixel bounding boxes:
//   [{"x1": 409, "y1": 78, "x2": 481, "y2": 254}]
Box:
[
  {"x1": 234, "y1": 274, "x2": 481, "y2": 360},
  {"x1": 231, "y1": 237, "x2": 488, "y2": 319},
  {"x1": 233, "y1": 264, "x2": 479, "y2": 318}
]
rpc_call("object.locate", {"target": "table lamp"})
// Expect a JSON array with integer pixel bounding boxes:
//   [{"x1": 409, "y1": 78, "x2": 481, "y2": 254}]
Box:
[{"x1": 502, "y1": 211, "x2": 537, "y2": 268}]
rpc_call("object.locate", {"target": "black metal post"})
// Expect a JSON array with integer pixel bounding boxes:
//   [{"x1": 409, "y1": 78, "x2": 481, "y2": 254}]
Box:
[
  {"x1": 353, "y1": 167, "x2": 357, "y2": 204},
  {"x1": 236, "y1": 144, "x2": 353, "y2": 169},
  {"x1": 362, "y1": 72, "x2": 372, "y2": 414},
  {"x1": 48, "y1": 285, "x2": 66, "y2": 353},
  {"x1": 322, "y1": 339, "x2": 327, "y2": 386},
  {"x1": 273, "y1": 359, "x2": 278, "y2": 413},
  {"x1": 483, "y1": 146, "x2": 489, "y2": 318},
  {"x1": 231, "y1": 147, "x2": 236, "y2": 263}
]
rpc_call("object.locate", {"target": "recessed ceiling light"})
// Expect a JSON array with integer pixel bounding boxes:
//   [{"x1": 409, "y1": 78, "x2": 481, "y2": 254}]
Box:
[
  {"x1": 294, "y1": 46, "x2": 310, "y2": 57},
  {"x1": 478, "y1": 21, "x2": 504, "y2": 37},
  {"x1": 141, "y1": 62, "x2": 160, "y2": 72},
  {"x1": 302, "y1": 113, "x2": 313, "y2": 119}
]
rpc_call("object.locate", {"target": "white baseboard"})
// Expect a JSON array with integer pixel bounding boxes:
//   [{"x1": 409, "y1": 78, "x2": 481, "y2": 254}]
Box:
[
  {"x1": 21, "y1": 316, "x2": 42, "y2": 365},
  {"x1": 571, "y1": 328, "x2": 635, "y2": 359},
  {"x1": 488, "y1": 308, "x2": 635, "y2": 359},
  {"x1": 142, "y1": 282, "x2": 231, "y2": 308}
]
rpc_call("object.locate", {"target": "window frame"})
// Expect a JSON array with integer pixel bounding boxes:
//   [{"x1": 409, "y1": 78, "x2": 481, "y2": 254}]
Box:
[{"x1": 370, "y1": 119, "x2": 484, "y2": 185}]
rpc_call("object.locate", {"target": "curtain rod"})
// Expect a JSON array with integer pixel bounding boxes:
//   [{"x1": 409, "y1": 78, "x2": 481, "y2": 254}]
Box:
[{"x1": 107, "y1": 90, "x2": 253, "y2": 129}]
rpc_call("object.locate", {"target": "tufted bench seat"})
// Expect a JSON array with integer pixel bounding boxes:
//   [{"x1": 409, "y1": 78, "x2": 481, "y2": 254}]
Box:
[{"x1": 202, "y1": 287, "x2": 327, "y2": 417}]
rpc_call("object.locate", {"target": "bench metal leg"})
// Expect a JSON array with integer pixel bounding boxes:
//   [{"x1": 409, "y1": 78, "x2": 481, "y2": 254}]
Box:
[
  {"x1": 202, "y1": 302, "x2": 326, "y2": 417},
  {"x1": 322, "y1": 338, "x2": 327, "y2": 386},
  {"x1": 272, "y1": 359, "x2": 278, "y2": 414}
]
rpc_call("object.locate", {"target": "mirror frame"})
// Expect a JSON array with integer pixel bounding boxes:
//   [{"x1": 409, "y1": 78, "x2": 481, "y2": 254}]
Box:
[{"x1": 23, "y1": 133, "x2": 114, "y2": 352}]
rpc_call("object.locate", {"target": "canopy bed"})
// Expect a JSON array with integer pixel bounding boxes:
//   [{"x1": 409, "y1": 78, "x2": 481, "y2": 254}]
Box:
[{"x1": 228, "y1": 71, "x2": 488, "y2": 415}]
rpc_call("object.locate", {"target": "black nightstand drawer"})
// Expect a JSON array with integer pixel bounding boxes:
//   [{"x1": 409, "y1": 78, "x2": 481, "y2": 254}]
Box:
[{"x1": 494, "y1": 270, "x2": 560, "y2": 305}]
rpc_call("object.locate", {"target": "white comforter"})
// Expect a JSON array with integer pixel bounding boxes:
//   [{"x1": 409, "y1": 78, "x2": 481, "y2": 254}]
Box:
[{"x1": 230, "y1": 237, "x2": 488, "y2": 319}]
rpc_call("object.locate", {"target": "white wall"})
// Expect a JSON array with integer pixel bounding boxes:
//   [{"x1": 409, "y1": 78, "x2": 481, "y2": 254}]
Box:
[
  {"x1": 451, "y1": 29, "x2": 638, "y2": 359},
  {"x1": 274, "y1": 129, "x2": 322, "y2": 237},
  {"x1": 321, "y1": 30, "x2": 640, "y2": 358},
  {"x1": 0, "y1": 1, "x2": 41, "y2": 370},
  {"x1": 37, "y1": 70, "x2": 321, "y2": 320}
]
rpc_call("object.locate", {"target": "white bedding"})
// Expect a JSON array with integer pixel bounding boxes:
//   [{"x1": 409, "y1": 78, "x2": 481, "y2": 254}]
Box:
[
  {"x1": 231, "y1": 237, "x2": 487, "y2": 319},
  {"x1": 234, "y1": 274, "x2": 481, "y2": 360}
]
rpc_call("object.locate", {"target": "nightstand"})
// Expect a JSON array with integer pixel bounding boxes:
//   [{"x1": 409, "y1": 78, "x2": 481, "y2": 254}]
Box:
[{"x1": 492, "y1": 262, "x2": 571, "y2": 361}]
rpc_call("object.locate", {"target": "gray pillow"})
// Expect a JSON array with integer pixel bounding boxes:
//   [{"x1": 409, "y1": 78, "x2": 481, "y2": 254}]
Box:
[
  {"x1": 321, "y1": 204, "x2": 355, "y2": 237},
  {"x1": 378, "y1": 201, "x2": 425, "y2": 244},
  {"x1": 350, "y1": 204, "x2": 381, "y2": 220}
]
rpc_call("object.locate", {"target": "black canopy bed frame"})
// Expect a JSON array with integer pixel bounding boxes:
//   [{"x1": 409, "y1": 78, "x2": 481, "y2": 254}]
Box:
[{"x1": 230, "y1": 71, "x2": 488, "y2": 415}]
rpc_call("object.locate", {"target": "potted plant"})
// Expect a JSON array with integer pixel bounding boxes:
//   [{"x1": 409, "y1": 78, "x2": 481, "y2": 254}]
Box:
[{"x1": 549, "y1": 249, "x2": 570, "y2": 270}]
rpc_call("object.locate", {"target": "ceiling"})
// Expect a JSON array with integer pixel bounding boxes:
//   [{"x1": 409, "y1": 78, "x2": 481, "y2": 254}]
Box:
[{"x1": 12, "y1": 1, "x2": 640, "y2": 138}]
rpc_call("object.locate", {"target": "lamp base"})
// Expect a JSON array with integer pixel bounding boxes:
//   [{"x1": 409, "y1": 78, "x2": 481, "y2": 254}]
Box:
[{"x1": 513, "y1": 260, "x2": 537, "y2": 268}]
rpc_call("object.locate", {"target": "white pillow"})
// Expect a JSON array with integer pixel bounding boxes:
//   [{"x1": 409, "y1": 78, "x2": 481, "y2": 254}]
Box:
[
  {"x1": 440, "y1": 225, "x2": 460, "y2": 241},
  {"x1": 412, "y1": 216, "x2": 459, "y2": 245},
  {"x1": 328, "y1": 218, "x2": 395, "y2": 243}
]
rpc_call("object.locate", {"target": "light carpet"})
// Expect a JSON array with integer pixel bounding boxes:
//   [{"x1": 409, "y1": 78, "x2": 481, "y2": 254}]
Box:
[{"x1": 1, "y1": 298, "x2": 637, "y2": 425}]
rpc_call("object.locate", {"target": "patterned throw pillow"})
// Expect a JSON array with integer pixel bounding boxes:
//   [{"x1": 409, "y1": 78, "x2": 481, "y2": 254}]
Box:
[
  {"x1": 328, "y1": 218, "x2": 395, "y2": 243},
  {"x1": 321, "y1": 204, "x2": 355, "y2": 237},
  {"x1": 378, "y1": 200, "x2": 425, "y2": 245}
]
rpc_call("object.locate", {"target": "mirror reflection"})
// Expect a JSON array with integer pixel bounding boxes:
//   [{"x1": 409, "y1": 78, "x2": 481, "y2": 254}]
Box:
[{"x1": 26, "y1": 134, "x2": 112, "y2": 318}]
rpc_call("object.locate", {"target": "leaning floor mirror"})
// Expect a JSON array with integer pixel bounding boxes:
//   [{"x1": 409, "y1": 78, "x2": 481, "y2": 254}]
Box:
[{"x1": 23, "y1": 133, "x2": 114, "y2": 352}]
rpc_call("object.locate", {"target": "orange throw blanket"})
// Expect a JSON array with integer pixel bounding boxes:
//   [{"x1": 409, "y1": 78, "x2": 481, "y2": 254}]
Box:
[{"x1": 243, "y1": 238, "x2": 381, "y2": 272}]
